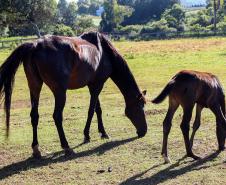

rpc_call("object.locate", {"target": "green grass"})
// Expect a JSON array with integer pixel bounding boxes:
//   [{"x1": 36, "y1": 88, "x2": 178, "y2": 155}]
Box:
[{"x1": 0, "y1": 37, "x2": 226, "y2": 185}]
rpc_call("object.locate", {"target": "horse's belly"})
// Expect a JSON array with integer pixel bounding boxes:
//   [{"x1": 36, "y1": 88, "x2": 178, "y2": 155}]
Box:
[
  {"x1": 67, "y1": 68, "x2": 93, "y2": 89},
  {"x1": 67, "y1": 74, "x2": 90, "y2": 89}
]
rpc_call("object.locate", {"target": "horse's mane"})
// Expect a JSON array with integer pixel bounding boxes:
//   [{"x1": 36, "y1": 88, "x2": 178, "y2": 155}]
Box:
[{"x1": 98, "y1": 33, "x2": 145, "y2": 101}]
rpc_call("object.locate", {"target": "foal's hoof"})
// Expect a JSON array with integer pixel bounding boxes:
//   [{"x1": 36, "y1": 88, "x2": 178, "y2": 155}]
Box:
[
  {"x1": 32, "y1": 151, "x2": 42, "y2": 159},
  {"x1": 101, "y1": 133, "x2": 109, "y2": 139},
  {"x1": 64, "y1": 148, "x2": 75, "y2": 156},
  {"x1": 218, "y1": 146, "x2": 225, "y2": 152},
  {"x1": 187, "y1": 153, "x2": 201, "y2": 160},
  {"x1": 162, "y1": 154, "x2": 171, "y2": 164},
  {"x1": 83, "y1": 137, "x2": 90, "y2": 144}
]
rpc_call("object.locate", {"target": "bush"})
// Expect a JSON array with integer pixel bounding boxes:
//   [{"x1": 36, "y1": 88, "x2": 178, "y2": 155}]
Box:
[
  {"x1": 118, "y1": 25, "x2": 143, "y2": 34},
  {"x1": 53, "y1": 24, "x2": 75, "y2": 36},
  {"x1": 140, "y1": 19, "x2": 177, "y2": 38},
  {"x1": 74, "y1": 16, "x2": 96, "y2": 35},
  {"x1": 189, "y1": 24, "x2": 210, "y2": 32},
  {"x1": 217, "y1": 21, "x2": 226, "y2": 32}
]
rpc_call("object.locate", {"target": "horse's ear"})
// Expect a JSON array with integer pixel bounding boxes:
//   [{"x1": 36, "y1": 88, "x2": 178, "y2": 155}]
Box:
[{"x1": 142, "y1": 90, "x2": 147, "y2": 96}]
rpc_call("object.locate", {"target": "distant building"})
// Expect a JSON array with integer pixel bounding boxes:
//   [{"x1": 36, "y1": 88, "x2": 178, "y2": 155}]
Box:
[{"x1": 96, "y1": 6, "x2": 104, "y2": 16}]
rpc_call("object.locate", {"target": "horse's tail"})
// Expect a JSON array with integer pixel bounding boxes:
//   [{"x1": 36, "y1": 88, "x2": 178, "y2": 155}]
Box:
[
  {"x1": 152, "y1": 80, "x2": 175, "y2": 104},
  {"x1": 0, "y1": 42, "x2": 33, "y2": 137}
]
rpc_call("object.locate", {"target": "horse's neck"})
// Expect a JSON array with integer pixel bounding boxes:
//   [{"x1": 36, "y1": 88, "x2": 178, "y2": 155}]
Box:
[{"x1": 110, "y1": 55, "x2": 140, "y2": 105}]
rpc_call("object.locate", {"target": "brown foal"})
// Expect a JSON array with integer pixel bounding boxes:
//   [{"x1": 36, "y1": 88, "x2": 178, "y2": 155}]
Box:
[{"x1": 152, "y1": 70, "x2": 226, "y2": 163}]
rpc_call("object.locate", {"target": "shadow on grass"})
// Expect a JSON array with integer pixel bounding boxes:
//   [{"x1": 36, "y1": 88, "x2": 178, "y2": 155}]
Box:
[
  {"x1": 0, "y1": 137, "x2": 137, "y2": 180},
  {"x1": 120, "y1": 151, "x2": 221, "y2": 185}
]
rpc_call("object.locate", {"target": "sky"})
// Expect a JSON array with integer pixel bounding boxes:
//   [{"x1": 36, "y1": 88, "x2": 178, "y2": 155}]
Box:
[{"x1": 181, "y1": 0, "x2": 206, "y2": 6}]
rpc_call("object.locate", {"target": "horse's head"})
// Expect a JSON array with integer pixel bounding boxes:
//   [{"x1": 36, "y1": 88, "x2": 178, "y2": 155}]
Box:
[{"x1": 125, "y1": 90, "x2": 147, "y2": 138}]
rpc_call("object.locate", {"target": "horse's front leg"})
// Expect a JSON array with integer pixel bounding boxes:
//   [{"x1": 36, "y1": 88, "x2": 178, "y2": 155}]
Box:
[
  {"x1": 96, "y1": 98, "x2": 109, "y2": 139},
  {"x1": 83, "y1": 84, "x2": 104, "y2": 143}
]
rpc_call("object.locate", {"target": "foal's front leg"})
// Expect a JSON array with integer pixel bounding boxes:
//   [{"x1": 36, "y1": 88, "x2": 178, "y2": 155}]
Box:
[
  {"x1": 83, "y1": 84, "x2": 104, "y2": 143},
  {"x1": 210, "y1": 104, "x2": 226, "y2": 151}
]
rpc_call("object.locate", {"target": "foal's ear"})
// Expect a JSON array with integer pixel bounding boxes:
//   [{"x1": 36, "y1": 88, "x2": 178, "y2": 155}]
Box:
[{"x1": 142, "y1": 90, "x2": 147, "y2": 96}]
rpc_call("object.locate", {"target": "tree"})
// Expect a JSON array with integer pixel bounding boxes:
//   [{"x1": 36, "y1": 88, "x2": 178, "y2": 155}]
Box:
[
  {"x1": 77, "y1": 0, "x2": 104, "y2": 15},
  {"x1": 100, "y1": 0, "x2": 132, "y2": 32},
  {"x1": 0, "y1": 0, "x2": 57, "y2": 36},
  {"x1": 162, "y1": 3, "x2": 185, "y2": 31},
  {"x1": 74, "y1": 16, "x2": 96, "y2": 34},
  {"x1": 121, "y1": 0, "x2": 180, "y2": 25},
  {"x1": 64, "y1": 2, "x2": 78, "y2": 27},
  {"x1": 206, "y1": 0, "x2": 225, "y2": 32},
  {"x1": 57, "y1": 0, "x2": 68, "y2": 24}
]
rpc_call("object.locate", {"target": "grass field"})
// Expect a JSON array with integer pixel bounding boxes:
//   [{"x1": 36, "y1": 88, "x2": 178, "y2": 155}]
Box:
[{"x1": 0, "y1": 37, "x2": 226, "y2": 185}]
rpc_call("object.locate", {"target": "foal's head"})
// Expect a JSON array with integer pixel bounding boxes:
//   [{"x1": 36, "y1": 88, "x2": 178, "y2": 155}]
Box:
[{"x1": 125, "y1": 90, "x2": 147, "y2": 138}]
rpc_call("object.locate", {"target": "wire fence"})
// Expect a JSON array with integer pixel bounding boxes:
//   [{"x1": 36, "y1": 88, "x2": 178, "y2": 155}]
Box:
[
  {"x1": 0, "y1": 37, "x2": 38, "y2": 49},
  {"x1": 1, "y1": 30, "x2": 226, "y2": 50},
  {"x1": 107, "y1": 30, "x2": 226, "y2": 41}
]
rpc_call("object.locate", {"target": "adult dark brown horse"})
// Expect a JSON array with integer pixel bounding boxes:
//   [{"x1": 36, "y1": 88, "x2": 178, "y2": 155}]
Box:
[
  {"x1": 0, "y1": 32, "x2": 147, "y2": 158},
  {"x1": 152, "y1": 70, "x2": 226, "y2": 163}
]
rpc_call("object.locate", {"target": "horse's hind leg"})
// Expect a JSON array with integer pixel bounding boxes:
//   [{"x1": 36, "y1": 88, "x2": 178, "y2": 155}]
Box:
[
  {"x1": 24, "y1": 63, "x2": 43, "y2": 158},
  {"x1": 30, "y1": 85, "x2": 43, "y2": 158},
  {"x1": 162, "y1": 98, "x2": 179, "y2": 163},
  {"x1": 96, "y1": 98, "x2": 109, "y2": 139},
  {"x1": 84, "y1": 84, "x2": 104, "y2": 143},
  {"x1": 53, "y1": 90, "x2": 73, "y2": 155},
  {"x1": 190, "y1": 104, "x2": 203, "y2": 149},
  {"x1": 210, "y1": 104, "x2": 226, "y2": 151}
]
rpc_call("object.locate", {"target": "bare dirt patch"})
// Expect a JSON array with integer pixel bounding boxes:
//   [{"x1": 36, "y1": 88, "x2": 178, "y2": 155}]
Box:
[{"x1": 145, "y1": 109, "x2": 166, "y2": 115}]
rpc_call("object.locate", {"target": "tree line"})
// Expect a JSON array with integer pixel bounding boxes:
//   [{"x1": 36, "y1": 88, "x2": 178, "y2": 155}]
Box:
[{"x1": 0, "y1": 0, "x2": 225, "y2": 38}]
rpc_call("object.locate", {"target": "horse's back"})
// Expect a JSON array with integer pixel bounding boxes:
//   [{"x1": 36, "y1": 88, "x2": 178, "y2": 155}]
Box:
[{"x1": 25, "y1": 35, "x2": 111, "y2": 90}]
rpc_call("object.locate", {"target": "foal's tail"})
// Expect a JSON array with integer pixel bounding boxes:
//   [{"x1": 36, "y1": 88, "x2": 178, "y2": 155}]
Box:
[
  {"x1": 0, "y1": 42, "x2": 33, "y2": 137},
  {"x1": 152, "y1": 80, "x2": 175, "y2": 104}
]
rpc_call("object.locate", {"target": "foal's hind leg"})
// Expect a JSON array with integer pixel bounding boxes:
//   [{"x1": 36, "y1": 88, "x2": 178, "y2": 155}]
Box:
[
  {"x1": 181, "y1": 105, "x2": 200, "y2": 160},
  {"x1": 96, "y1": 98, "x2": 109, "y2": 139},
  {"x1": 161, "y1": 98, "x2": 179, "y2": 163},
  {"x1": 210, "y1": 104, "x2": 226, "y2": 151},
  {"x1": 190, "y1": 104, "x2": 203, "y2": 149},
  {"x1": 84, "y1": 84, "x2": 104, "y2": 143}
]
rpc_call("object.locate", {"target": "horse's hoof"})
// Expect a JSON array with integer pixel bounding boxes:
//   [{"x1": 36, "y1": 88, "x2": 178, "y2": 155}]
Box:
[
  {"x1": 187, "y1": 153, "x2": 201, "y2": 160},
  {"x1": 162, "y1": 154, "x2": 171, "y2": 164},
  {"x1": 32, "y1": 151, "x2": 42, "y2": 159},
  {"x1": 64, "y1": 148, "x2": 75, "y2": 156},
  {"x1": 32, "y1": 145, "x2": 41, "y2": 159},
  {"x1": 101, "y1": 134, "x2": 109, "y2": 139},
  {"x1": 83, "y1": 138, "x2": 90, "y2": 144}
]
